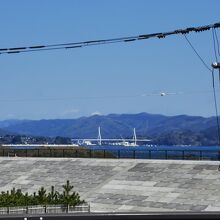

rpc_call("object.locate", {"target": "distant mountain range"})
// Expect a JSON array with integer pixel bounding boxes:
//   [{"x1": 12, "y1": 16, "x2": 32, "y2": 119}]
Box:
[
  {"x1": 0, "y1": 113, "x2": 219, "y2": 145},
  {"x1": 0, "y1": 128, "x2": 13, "y2": 136}
]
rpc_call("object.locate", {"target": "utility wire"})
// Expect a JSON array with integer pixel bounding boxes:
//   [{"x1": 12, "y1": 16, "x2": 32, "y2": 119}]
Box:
[
  {"x1": 212, "y1": 28, "x2": 219, "y2": 62},
  {"x1": 183, "y1": 34, "x2": 212, "y2": 72},
  {"x1": 214, "y1": 29, "x2": 220, "y2": 58},
  {"x1": 211, "y1": 29, "x2": 220, "y2": 149},
  {"x1": 2, "y1": 39, "x2": 129, "y2": 55},
  {"x1": 213, "y1": 28, "x2": 220, "y2": 87},
  {"x1": 0, "y1": 89, "x2": 216, "y2": 103},
  {"x1": 211, "y1": 29, "x2": 220, "y2": 168},
  {"x1": 183, "y1": 32, "x2": 220, "y2": 154},
  {"x1": 211, "y1": 68, "x2": 220, "y2": 146},
  {"x1": 0, "y1": 22, "x2": 220, "y2": 55}
]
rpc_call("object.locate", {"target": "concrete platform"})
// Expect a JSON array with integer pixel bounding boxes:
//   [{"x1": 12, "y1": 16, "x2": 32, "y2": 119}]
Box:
[{"x1": 1, "y1": 157, "x2": 220, "y2": 212}]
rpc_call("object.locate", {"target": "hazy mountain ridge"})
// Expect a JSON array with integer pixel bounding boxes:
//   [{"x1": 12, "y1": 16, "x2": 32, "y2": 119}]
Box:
[
  {"x1": 0, "y1": 119, "x2": 28, "y2": 129},
  {"x1": 0, "y1": 128, "x2": 13, "y2": 136},
  {"x1": 0, "y1": 113, "x2": 218, "y2": 145}
]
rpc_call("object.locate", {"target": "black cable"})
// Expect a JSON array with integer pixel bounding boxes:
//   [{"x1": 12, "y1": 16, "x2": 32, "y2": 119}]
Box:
[
  {"x1": 211, "y1": 68, "x2": 220, "y2": 171},
  {"x1": 183, "y1": 34, "x2": 212, "y2": 72},
  {"x1": 212, "y1": 28, "x2": 219, "y2": 62},
  {"x1": 0, "y1": 39, "x2": 135, "y2": 55},
  {"x1": 211, "y1": 30, "x2": 220, "y2": 168},
  {"x1": 211, "y1": 68, "x2": 220, "y2": 144},
  {"x1": 183, "y1": 33, "x2": 220, "y2": 167},
  {"x1": 0, "y1": 22, "x2": 220, "y2": 55},
  {"x1": 0, "y1": 36, "x2": 137, "y2": 51},
  {"x1": 214, "y1": 29, "x2": 220, "y2": 58},
  {"x1": 213, "y1": 29, "x2": 220, "y2": 87}
]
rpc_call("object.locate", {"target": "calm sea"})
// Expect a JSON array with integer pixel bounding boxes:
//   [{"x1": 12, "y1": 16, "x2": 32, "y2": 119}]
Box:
[
  {"x1": 8, "y1": 145, "x2": 220, "y2": 160},
  {"x1": 9, "y1": 145, "x2": 220, "y2": 150},
  {"x1": 84, "y1": 145, "x2": 220, "y2": 160},
  {"x1": 85, "y1": 145, "x2": 220, "y2": 151}
]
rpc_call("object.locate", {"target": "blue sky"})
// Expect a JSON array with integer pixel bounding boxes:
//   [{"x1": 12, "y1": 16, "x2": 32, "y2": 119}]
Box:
[{"x1": 0, "y1": 0, "x2": 220, "y2": 120}]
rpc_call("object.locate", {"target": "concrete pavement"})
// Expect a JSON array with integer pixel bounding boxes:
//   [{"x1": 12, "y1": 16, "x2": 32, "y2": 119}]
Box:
[{"x1": 0, "y1": 157, "x2": 220, "y2": 212}]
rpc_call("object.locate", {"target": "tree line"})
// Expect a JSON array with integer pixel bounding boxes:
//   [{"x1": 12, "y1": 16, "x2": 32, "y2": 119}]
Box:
[{"x1": 0, "y1": 180, "x2": 84, "y2": 207}]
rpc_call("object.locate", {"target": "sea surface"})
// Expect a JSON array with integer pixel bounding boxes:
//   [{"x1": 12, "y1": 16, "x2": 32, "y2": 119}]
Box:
[
  {"x1": 83, "y1": 145, "x2": 220, "y2": 160},
  {"x1": 9, "y1": 145, "x2": 220, "y2": 150},
  {"x1": 84, "y1": 145, "x2": 220, "y2": 151}
]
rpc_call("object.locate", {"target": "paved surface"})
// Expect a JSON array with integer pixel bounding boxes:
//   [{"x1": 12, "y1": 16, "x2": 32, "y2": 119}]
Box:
[
  {"x1": 1, "y1": 157, "x2": 220, "y2": 212},
  {"x1": 3, "y1": 213, "x2": 220, "y2": 220},
  {"x1": 2, "y1": 213, "x2": 220, "y2": 220}
]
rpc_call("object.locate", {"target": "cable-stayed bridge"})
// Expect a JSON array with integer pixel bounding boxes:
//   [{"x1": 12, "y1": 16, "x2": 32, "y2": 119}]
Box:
[{"x1": 72, "y1": 127, "x2": 151, "y2": 146}]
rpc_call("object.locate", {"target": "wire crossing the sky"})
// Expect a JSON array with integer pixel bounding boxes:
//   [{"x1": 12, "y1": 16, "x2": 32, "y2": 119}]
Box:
[
  {"x1": 0, "y1": 22, "x2": 220, "y2": 55},
  {"x1": 210, "y1": 28, "x2": 220, "y2": 148},
  {"x1": 183, "y1": 34, "x2": 212, "y2": 72},
  {"x1": 0, "y1": 89, "x2": 217, "y2": 103}
]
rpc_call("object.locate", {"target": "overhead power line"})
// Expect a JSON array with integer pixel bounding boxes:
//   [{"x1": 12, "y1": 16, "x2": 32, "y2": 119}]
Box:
[
  {"x1": 181, "y1": 29, "x2": 220, "y2": 149},
  {"x1": 213, "y1": 28, "x2": 220, "y2": 58},
  {"x1": 0, "y1": 89, "x2": 217, "y2": 103},
  {"x1": 183, "y1": 34, "x2": 212, "y2": 72},
  {"x1": 211, "y1": 29, "x2": 220, "y2": 148},
  {"x1": 0, "y1": 22, "x2": 220, "y2": 55},
  {"x1": 211, "y1": 68, "x2": 220, "y2": 145}
]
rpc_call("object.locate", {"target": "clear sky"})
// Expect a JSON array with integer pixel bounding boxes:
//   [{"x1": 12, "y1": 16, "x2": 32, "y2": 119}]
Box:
[{"x1": 0, "y1": 0, "x2": 220, "y2": 120}]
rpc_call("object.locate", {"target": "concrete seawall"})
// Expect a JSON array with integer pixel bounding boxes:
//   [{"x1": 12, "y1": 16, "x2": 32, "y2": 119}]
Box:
[{"x1": 1, "y1": 157, "x2": 220, "y2": 212}]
